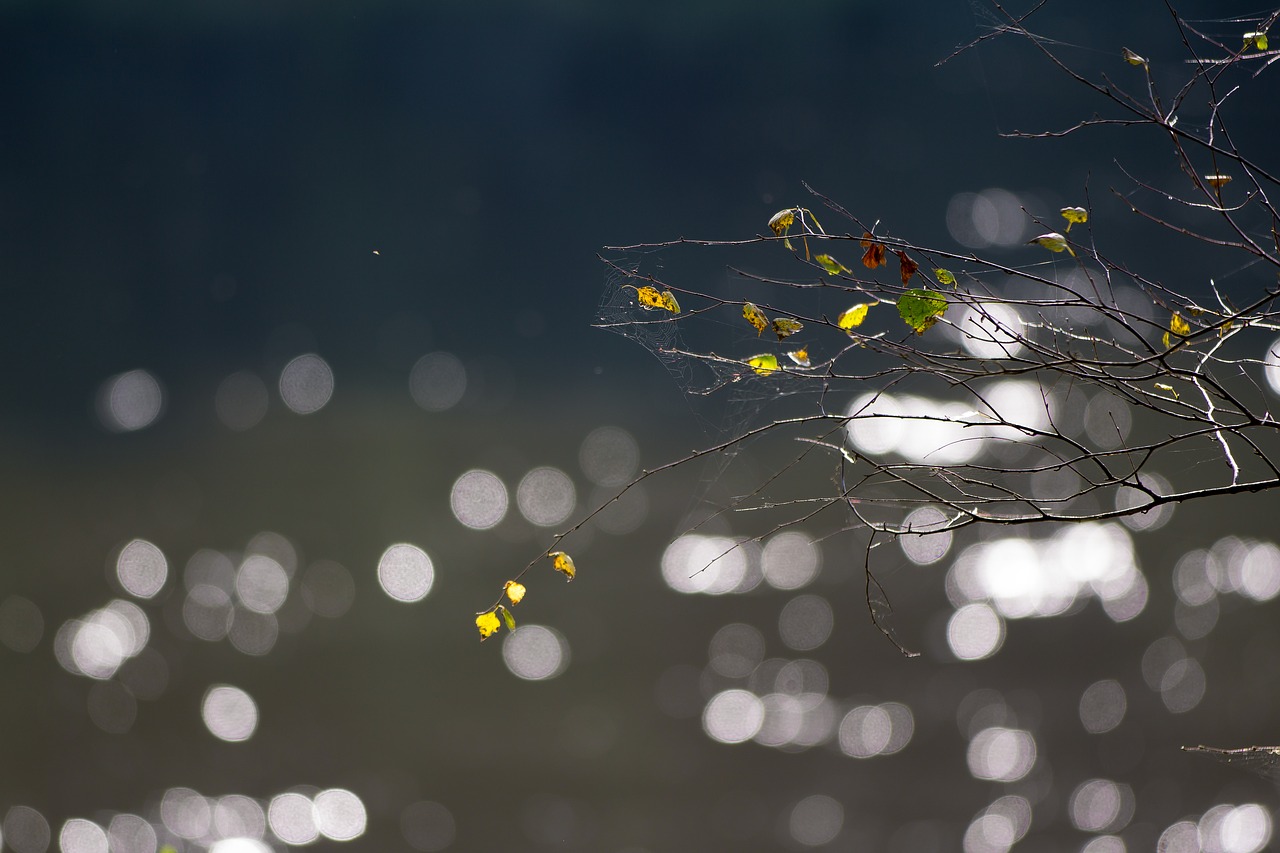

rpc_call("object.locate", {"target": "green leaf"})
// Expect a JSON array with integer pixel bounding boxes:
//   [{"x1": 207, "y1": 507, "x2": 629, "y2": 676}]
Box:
[
  {"x1": 898, "y1": 289, "x2": 947, "y2": 335},
  {"x1": 500, "y1": 605, "x2": 516, "y2": 631},
  {"x1": 746, "y1": 353, "x2": 779, "y2": 375},
  {"x1": 934, "y1": 268, "x2": 957, "y2": 288},
  {"x1": 815, "y1": 254, "x2": 851, "y2": 275}
]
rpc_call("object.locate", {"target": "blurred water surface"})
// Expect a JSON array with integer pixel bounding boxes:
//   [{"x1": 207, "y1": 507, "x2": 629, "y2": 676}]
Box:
[{"x1": 4, "y1": 2, "x2": 1280, "y2": 851}]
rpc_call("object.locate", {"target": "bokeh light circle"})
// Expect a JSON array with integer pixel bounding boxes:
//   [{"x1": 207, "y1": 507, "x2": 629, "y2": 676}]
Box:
[
  {"x1": 377, "y1": 543, "x2": 435, "y2": 602},
  {"x1": 450, "y1": 470, "x2": 509, "y2": 530},
  {"x1": 578, "y1": 426, "x2": 639, "y2": 487},
  {"x1": 98, "y1": 369, "x2": 164, "y2": 432},
  {"x1": 409, "y1": 351, "x2": 467, "y2": 412},
  {"x1": 215, "y1": 371, "x2": 270, "y2": 431},
  {"x1": 502, "y1": 625, "x2": 570, "y2": 681},
  {"x1": 314, "y1": 789, "x2": 367, "y2": 841},
  {"x1": 702, "y1": 689, "x2": 764, "y2": 744},
  {"x1": 267, "y1": 792, "x2": 318, "y2": 846},
  {"x1": 516, "y1": 467, "x2": 576, "y2": 527},
  {"x1": 278, "y1": 354, "x2": 334, "y2": 415},
  {"x1": 202, "y1": 684, "x2": 259, "y2": 742},
  {"x1": 115, "y1": 539, "x2": 168, "y2": 599},
  {"x1": 789, "y1": 795, "x2": 844, "y2": 847},
  {"x1": 401, "y1": 801, "x2": 456, "y2": 852},
  {"x1": 59, "y1": 818, "x2": 108, "y2": 853}
]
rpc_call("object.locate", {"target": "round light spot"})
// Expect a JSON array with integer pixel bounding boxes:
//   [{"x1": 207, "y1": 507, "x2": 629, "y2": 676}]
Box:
[
  {"x1": 1211, "y1": 803, "x2": 1272, "y2": 853},
  {"x1": 1160, "y1": 657, "x2": 1206, "y2": 713},
  {"x1": 401, "y1": 801, "x2": 456, "y2": 852},
  {"x1": 1239, "y1": 542, "x2": 1280, "y2": 601},
  {"x1": 1084, "y1": 392, "x2": 1132, "y2": 450},
  {"x1": 516, "y1": 467, "x2": 576, "y2": 527},
  {"x1": 228, "y1": 608, "x2": 278, "y2": 656},
  {"x1": 98, "y1": 369, "x2": 164, "y2": 432},
  {"x1": 899, "y1": 507, "x2": 954, "y2": 566},
  {"x1": 184, "y1": 585, "x2": 233, "y2": 641},
  {"x1": 314, "y1": 789, "x2": 367, "y2": 842},
  {"x1": 703, "y1": 689, "x2": 764, "y2": 744},
  {"x1": 214, "y1": 795, "x2": 267, "y2": 840},
  {"x1": 1264, "y1": 336, "x2": 1280, "y2": 396},
  {"x1": 450, "y1": 470, "x2": 508, "y2": 530},
  {"x1": 59, "y1": 818, "x2": 107, "y2": 853},
  {"x1": 278, "y1": 354, "x2": 334, "y2": 415},
  {"x1": 967, "y1": 727, "x2": 1036, "y2": 782},
  {"x1": 708, "y1": 623, "x2": 766, "y2": 678},
  {"x1": 778, "y1": 595, "x2": 833, "y2": 651},
  {"x1": 235, "y1": 556, "x2": 289, "y2": 614},
  {"x1": 957, "y1": 302, "x2": 1025, "y2": 359},
  {"x1": 202, "y1": 685, "x2": 259, "y2": 742},
  {"x1": 161, "y1": 788, "x2": 212, "y2": 839},
  {"x1": 579, "y1": 426, "x2": 639, "y2": 487},
  {"x1": 948, "y1": 603, "x2": 1005, "y2": 661},
  {"x1": 6, "y1": 807, "x2": 49, "y2": 853},
  {"x1": 1115, "y1": 472, "x2": 1174, "y2": 532},
  {"x1": 789, "y1": 795, "x2": 843, "y2": 847},
  {"x1": 301, "y1": 560, "x2": 355, "y2": 618},
  {"x1": 267, "y1": 793, "x2": 318, "y2": 846},
  {"x1": 409, "y1": 352, "x2": 467, "y2": 412},
  {"x1": 1069, "y1": 779, "x2": 1133, "y2": 833},
  {"x1": 114, "y1": 539, "x2": 168, "y2": 599},
  {"x1": 839, "y1": 705, "x2": 893, "y2": 758},
  {"x1": 502, "y1": 625, "x2": 569, "y2": 681},
  {"x1": 660, "y1": 534, "x2": 750, "y2": 595},
  {"x1": 1079, "y1": 679, "x2": 1126, "y2": 734},
  {"x1": 591, "y1": 484, "x2": 649, "y2": 535},
  {"x1": 215, "y1": 371, "x2": 269, "y2": 431},
  {"x1": 761, "y1": 531, "x2": 821, "y2": 590},
  {"x1": 1082, "y1": 835, "x2": 1126, "y2": 853},
  {"x1": 0, "y1": 595, "x2": 43, "y2": 653},
  {"x1": 377, "y1": 543, "x2": 435, "y2": 602},
  {"x1": 107, "y1": 814, "x2": 156, "y2": 853}
]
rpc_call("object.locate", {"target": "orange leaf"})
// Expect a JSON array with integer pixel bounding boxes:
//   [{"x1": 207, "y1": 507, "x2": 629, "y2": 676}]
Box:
[
  {"x1": 860, "y1": 232, "x2": 886, "y2": 269},
  {"x1": 896, "y1": 250, "x2": 918, "y2": 285}
]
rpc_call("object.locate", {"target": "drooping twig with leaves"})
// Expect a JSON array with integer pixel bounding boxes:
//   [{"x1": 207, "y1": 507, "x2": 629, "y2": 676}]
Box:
[{"x1": 477, "y1": 2, "x2": 1280, "y2": 691}]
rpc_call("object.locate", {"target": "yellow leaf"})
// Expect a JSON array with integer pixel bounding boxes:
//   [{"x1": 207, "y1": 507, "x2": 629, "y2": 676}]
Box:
[
  {"x1": 660, "y1": 290, "x2": 681, "y2": 313},
  {"x1": 768, "y1": 208, "x2": 795, "y2": 236},
  {"x1": 934, "y1": 268, "x2": 957, "y2": 287},
  {"x1": 772, "y1": 317, "x2": 804, "y2": 340},
  {"x1": 815, "y1": 254, "x2": 851, "y2": 275},
  {"x1": 768, "y1": 208, "x2": 796, "y2": 250},
  {"x1": 504, "y1": 580, "x2": 526, "y2": 605},
  {"x1": 1245, "y1": 31, "x2": 1269, "y2": 51},
  {"x1": 634, "y1": 285, "x2": 666, "y2": 309},
  {"x1": 1162, "y1": 311, "x2": 1192, "y2": 348},
  {"x1": 746, "y1": 353, "x2": 779, "y2": 376},
  {"x1": 837, "y1": 303, "x2": 871, "y2": 331},
  {"x1": 1205, "y1": 174, "x2": 1232, "y2": 189},
  {"x1": 742, "y1": 302, "x2": 769, "y2": 336},
  {"x1": 500, "y1": 605, "x2": 516, "y2": 631},
  {"x1": 1122, "y1": 47, "x2": 1148, "y2": 66},
  {"x1": 549, "y1": 551, "x2": 576, "y2": 581},
  {"x1": 1060, "y1": 207, "x2": 1087, "y2": 231},
  {"x1": 1154, "y1": 383, "x2": 1179, "y2": 399},
  {"x1": 476, "y1": 611, "x2": 501, "y2": 640},
  {"x1": 1028, "y1": 232, "x2": 1075, "y2": 256},
  {"x1": 786, "y1": 347, "x2": 811, "y2": 367}
]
